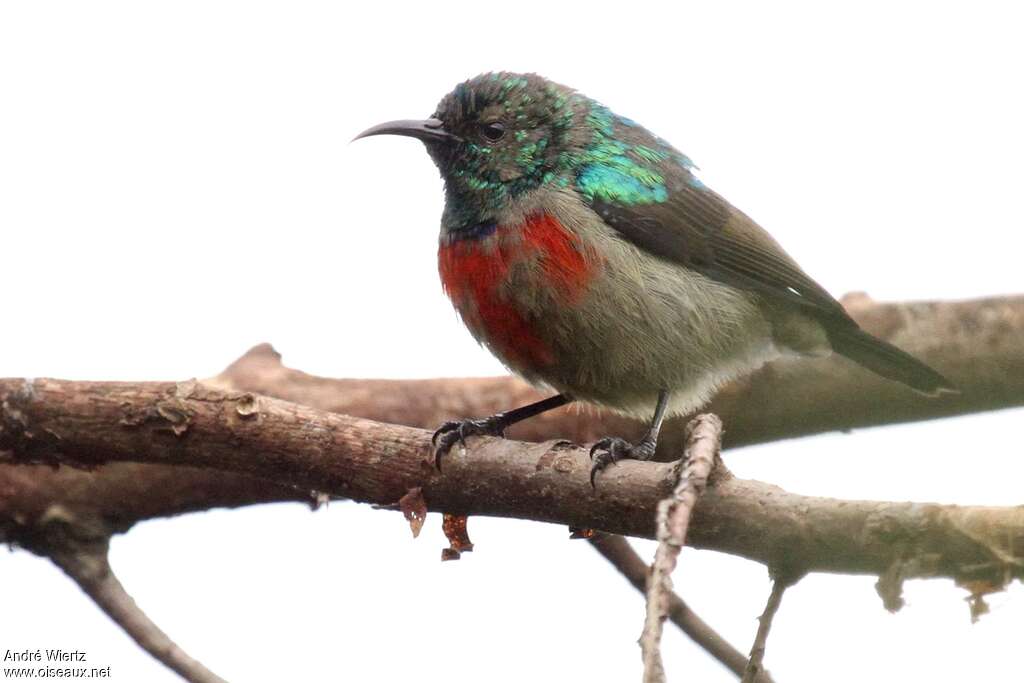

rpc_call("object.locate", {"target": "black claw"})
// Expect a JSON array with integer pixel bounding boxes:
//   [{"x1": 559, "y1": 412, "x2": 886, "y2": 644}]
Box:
[
  {"x1": 431, "y1": 416, "x2": 507, "y2": 470},
  {"x1": 431, "y1": 421, "x2": 457, "y2": 447},
  {"x1": 588, "y1": 436, "x2": 657, "y2": 488}
]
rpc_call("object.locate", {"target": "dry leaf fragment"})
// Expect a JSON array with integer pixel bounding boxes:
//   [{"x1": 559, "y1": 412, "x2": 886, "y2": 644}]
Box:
[
  {"x1": 568, "y1": 526, "x2": 597, "y2": 539},
  {"x1": 957, "y1": 577, "x2": 1006, "y2": 623},
  {"x1": 398, "y1": 487, "x2": 427, "y2": 538},
  {"x1": 441, "y1": 513, "x2": 473, "y2": 561}
]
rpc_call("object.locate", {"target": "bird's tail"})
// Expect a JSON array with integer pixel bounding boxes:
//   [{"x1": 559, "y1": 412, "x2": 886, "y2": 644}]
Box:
[{"x1": 826, "y1": 326, "x2": 957, "y2": 396}]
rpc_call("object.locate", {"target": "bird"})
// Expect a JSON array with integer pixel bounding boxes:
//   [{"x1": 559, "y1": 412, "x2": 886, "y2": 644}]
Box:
[{"x1": 355, "y1": 72, "x2": 956, "y2": 485}]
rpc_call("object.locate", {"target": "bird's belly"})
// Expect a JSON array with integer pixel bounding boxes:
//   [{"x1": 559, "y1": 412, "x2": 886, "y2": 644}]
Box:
[
  {"x1": 538, "y1": 238, "x2": 779, "y2": 416},
  {"x1": 438, "y1": 211, "x2": 778, "y2": 417}
]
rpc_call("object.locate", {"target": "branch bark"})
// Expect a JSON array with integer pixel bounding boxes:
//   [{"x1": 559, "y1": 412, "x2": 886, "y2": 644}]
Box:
[
  {"x1": 2, "y1": 377, "x2": 1022, "y2": 590},
  {"x1": 642, "y1": 414, "x2": 722, "y2": 683}
]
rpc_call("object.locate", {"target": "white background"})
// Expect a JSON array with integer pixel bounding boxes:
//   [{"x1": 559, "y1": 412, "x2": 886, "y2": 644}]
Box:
[{"x1": 1, "y1": 2, "x2": 1022, "y2": 681}]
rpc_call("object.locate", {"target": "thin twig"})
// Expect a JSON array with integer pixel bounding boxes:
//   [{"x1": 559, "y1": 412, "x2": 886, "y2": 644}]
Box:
[
  {"x1": 641, "y1": 414, "x2": 723, "y2": 683},
  {"x1": 589, "y1": 534, "x2": 774, "y2": 683},
  {"x1": 740, "y1": 579, "x2": 792, "y2": 683},
  {"x1": 50, "y1": 540, "x2": 229, "y2": 683}
]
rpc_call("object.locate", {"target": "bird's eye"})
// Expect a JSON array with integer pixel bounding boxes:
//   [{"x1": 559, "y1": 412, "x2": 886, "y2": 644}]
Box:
[{"x1": 479, "y1": 121, "x2": 506, "y2": 142}]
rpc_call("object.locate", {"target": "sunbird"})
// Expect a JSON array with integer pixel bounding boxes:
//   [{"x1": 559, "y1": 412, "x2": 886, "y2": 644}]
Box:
[{"x1": 356, "y1": 72, "x2": 955, "y2": 484}]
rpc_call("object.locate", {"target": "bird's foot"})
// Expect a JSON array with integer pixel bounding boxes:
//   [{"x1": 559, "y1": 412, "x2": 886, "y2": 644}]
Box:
[
  {"x1": 589, "y1": 436, "x2": 657, "y2": 487},
  {"x1": 431, "y1": 415, "x2": 508, "y2": 469}
]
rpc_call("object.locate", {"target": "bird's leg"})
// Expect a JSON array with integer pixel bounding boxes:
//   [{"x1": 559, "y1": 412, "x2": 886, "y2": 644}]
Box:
[
  {"x1": 432, "y1": 393, "x2": 572, "y2": 469},
  {"x1": 590, "y1": 389, "x2": 671, "y2": 487}
]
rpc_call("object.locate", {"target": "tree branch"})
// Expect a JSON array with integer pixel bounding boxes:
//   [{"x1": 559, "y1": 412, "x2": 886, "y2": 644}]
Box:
[
  {"x1": 589, "y1": 534, "x2": 774, "y2": 683},
  {"x1": 2, "y1": 378, "x2": 1022, "y2": 590},
  {"x1": 19, "y1": 508, "x2": 229, "y2": 683},
  {"x1": 3, "y1": 293, "x2": 1021, "y2": 556},
  {"x1": 741, "y1": 579, "x2": 793, "y2": 683},
  {"x1": 1, "y1": 293, "x2": 1021, "y2": 682},
  {"x1": 642, "y1": 414, "x2": 722, "y2": 683}
]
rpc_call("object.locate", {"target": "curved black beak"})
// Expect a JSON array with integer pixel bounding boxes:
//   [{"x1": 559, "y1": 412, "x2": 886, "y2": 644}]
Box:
[{"x1": 353, "y1": 118, "x2": 460, "y2": 144}]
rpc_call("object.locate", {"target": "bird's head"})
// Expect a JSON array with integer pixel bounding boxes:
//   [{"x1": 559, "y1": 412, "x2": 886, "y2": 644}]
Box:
[{"x1": 356, "y1": 72, "x2": 593, "y2": 229}]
